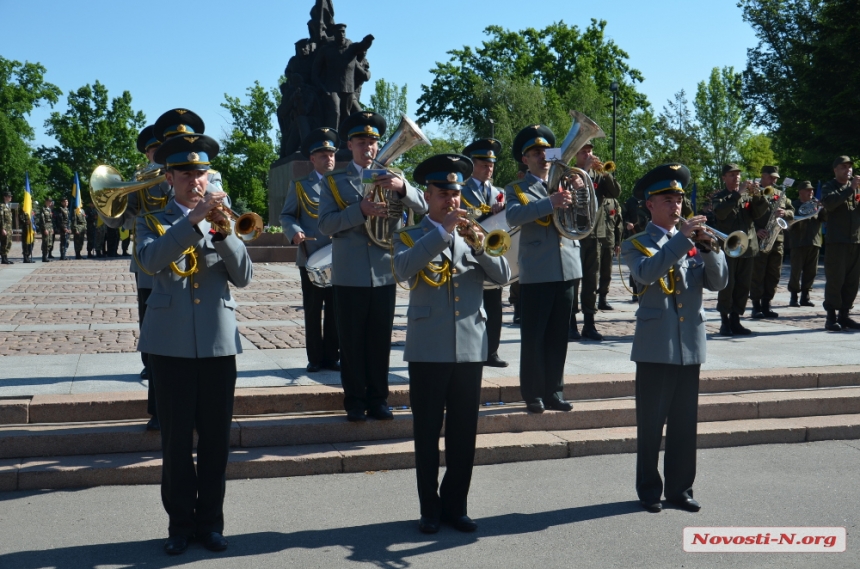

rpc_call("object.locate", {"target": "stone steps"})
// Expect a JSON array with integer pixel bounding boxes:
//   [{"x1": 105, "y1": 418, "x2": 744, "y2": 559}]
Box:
[
  {"x1": 3, "y1": 366, "x2": 858, "y2": 425},
  {"x1": 3, "y1": 386, "x2": 860, "y2": 459},
  {"x1": 2, "y1": 413, "x2": 858, "y2": 491}
]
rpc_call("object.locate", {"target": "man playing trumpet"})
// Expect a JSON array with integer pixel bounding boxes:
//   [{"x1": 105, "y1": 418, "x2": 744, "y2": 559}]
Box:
[
  {"x1": 393, "y1": 153, "x2": 510, "y2": 534},
  {"x1": 622, "y1": 163, "x2": 728, "y2": 513}
]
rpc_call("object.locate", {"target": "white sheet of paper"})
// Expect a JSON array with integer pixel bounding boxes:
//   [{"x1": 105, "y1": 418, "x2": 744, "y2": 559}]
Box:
[{"x1": 544, "y1": 148, "x2": 562, "y2": 161}]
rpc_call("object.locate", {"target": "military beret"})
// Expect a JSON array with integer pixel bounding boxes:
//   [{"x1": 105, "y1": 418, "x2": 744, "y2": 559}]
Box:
[
  {"x1": 136, "y1": 125, "x2": 161, "y2": 154},
  {"x1": 154, "y1": 109, "x2": 206, "y2": 142},
  {"x1": 721, "y1": 164, "x2": 741, "y2": 175},
  {"x1": 512, "y1": 125, "x2": 555, "y2": 163},
  {"x1": 761, "y1": 165, "x2": 779, "y2": 177},
  {"x1": 832, "y1": 155, "x2": 853, "y2": 168},
  {"x1": 633, "y1": 163, "x2": 691, "y2": 201},
  {"x1": 462, "y1": 138, "x2": 502, "y2": 163},
  {"x1": 339, "y1": 111, "x2": 386, "y2": 141},
  {"x1": 154, "y1": 134, "x2": 220, "y2": 171},
  {"x1": 301, "y1": 127, "x2": 340, "y2": 158},
  {"x1": 796, "y1": 180, "x2": 814, "y2": 190},
  {"x1": 413, "y1": 154, "x2": 473, "y2": 191}
]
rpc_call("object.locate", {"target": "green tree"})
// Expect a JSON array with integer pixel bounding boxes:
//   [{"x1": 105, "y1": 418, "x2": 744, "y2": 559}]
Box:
[
  {"x1": 739, "y1": 0, "x2": 856, "y2": 179},
  {"x1": 416, "y1": 20, "x2": 654, "y2": 193},
  {"x1": 738, "y1": 132, "x2": 777, "y2": 180},
  {"x1": 650, "y1": 90, "x2": 708, "y2": 185},
  {"x1": 37, "y1": 81, "x2": 145, "y2": 197},
  {"x1": 364, "y1": 79, "x2": 408, "y2": 146},
  {"x1": 211, "y1": 80, "x2": 279, "y2": 219},
  {"x1": 694, "y1": 66, "x2": 752, "y2": 191},
  {"x1": 0, "y1": 57, "x2": 61, "y2": 200}
]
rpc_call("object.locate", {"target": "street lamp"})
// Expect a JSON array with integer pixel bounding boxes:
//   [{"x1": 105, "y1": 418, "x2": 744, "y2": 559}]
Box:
[{"x1": 609, "y1": 81, "x2": 619, "y2": 163}]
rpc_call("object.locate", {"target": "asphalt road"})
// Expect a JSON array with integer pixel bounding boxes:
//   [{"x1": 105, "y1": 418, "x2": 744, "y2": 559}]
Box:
[{"x1": 0, "y1": 440, "x2": 858, "y2": 568}]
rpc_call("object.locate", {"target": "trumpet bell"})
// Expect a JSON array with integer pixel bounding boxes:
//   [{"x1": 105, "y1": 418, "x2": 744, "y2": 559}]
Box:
[
  {"x1": 720, "y1": 229, "x2": 750, "y2": 258},
  {"x1": 234, "y1": 212, "x2": 264, "y2": 242},
  {"x1": 484, "y1": 229, "x2": 511, "y2": 257},
  {"x1": 90, "y1": 165, "x2": 165, "y2": 219}
]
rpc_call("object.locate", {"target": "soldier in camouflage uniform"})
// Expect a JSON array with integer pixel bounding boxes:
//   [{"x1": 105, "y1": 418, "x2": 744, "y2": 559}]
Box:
[
  {"x1": 85, "y1": 201, "x2": 98, "y2": 258},
  {"x1": 750, "y1": 166, "x2": 794, "y2": 319},
  {"x1": 37, "y1": 196, "x2": 55, "y2": 262},
  {"x1": 71, "y1": 204, "x2": 87, "y2": 259},
  {"x1": 0, "y1": 191, "x2": 14, "y2": 264},
  {"x1": 598, "y1": 196, "x2": 623, "y2": 309},
  {"x1": 19, "y1": 205, "x2": 35, "y2": 263},
  {"x1": 787, "y1": 181, "x2": 826, "y2": 307},
  {"x1": 54, "y1": 197, "x2": 71, "y2": 260}
]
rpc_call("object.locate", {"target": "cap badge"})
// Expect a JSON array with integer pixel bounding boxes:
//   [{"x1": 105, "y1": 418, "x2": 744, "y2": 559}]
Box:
[
  {"x1": 183, "y1": 136, "x2": 199, "y2": 143},
  {"x1": 669, "y1": 164, "x2": 681, "y2": 170},
  {"x1": 321, "y1": 128, "x2": 330, "y2": 132},
  {"x1": 669, "y1": 180, "x2": 680, "y2": 188},
  {"x1": 363, "y1": 113, "x2": 373, "y2": 118},
  {"x1": 536, "y1": 137, "x2": 546, "y2": 145},
  {"x1": 176, "y1": 109, "x2": 187, "y2": 115},
  {"x1": 322, "y1": 141, "x2": 333, "y2": 147},
  {"x1": 531, "y1": 124, "x2": 540, "y2": 129},
  {"x1": 187, "y1": 152, "x2": 200, "y2": 162},
  {"x1": 177, "y1": 125, "x2": 187, "y2": 133},
  {"x1": 447, "y1": 173, "x2": 458, "y2": 182}
]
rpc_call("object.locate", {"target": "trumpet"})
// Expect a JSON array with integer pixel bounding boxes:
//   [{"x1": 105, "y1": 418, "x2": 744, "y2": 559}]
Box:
[
  {"x1": 738, "y1": 181, "x2": 775, "y2": 198},
  {"x1": 449, "y1": 207, "x2": 511, "y2": 257},
  {"x1": 196, "y1": 189, "x2": 264, "y2": 242},
  {"x1": 674, "y1": 215, "x2": 749, "y2": 257},
  {"x1": 593, "y1": 159, "x2": 616, "y2": 174}
]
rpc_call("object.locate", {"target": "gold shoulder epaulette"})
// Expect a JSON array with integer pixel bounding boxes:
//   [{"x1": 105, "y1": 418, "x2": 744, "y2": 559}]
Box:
[{"x1": 625, "y1": 231, "x2": 648, "y2": 243}]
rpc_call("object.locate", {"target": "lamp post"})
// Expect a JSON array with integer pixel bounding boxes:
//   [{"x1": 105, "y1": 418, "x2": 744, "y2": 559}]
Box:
[{"x1": 609, "y1": 81, "x2": 618, "y2": 163}]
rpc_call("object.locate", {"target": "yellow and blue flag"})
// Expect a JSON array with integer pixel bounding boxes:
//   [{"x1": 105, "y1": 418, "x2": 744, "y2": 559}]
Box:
[
  {"x1": 72, "y1": 172, "x2": 82, "y2": 213},
  {"x1": 22, "y1": 173, "x2": 35, "y2": 245}
]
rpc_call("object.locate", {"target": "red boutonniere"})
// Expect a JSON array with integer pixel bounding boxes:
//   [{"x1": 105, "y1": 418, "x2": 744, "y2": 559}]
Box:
[
  {"x1": 496, "y1": 193, "x2": 505, "y2": 204},
  {"x1": 609, "y1": 209, "x2": 617, "y2": 216},
  {"x1": 743, "y1": 202, "x2": 751, "y2": 209},
  {"x1": 772, "y1": 194, "x2": 780, "y2": 202},
  {"x1": 688, "y1": 247, "x2": 698, "y2": 257},
  {"x1": 855, "y1": 194, "x2": 860, "y2": 202}
]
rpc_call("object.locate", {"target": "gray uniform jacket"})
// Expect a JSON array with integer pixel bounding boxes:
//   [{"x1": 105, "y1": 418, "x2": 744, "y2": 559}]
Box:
[
  {"x1": 393, "y1": 217, "x2": 511, "y2": 362},
  {"x1": 100, "y1": 170, "x2": 223, "y2": 289},
  {"x1": 279, "y1": 171, "x2": 332, "y2": 267},
  {"x1": 622, "y1": 222, "x2": 729, "y2": 366},
  {"x1": 318, "y1": 162, "x2": 428, "y2": 287},
  {"x1": 135, "y1": 198, "x2": 253, "y2": 359},
  {"x1": 461, "y1": 177, "x2": 504, "y2": 220},
  {"x1": 505, "y1": 173, "x2": 582, "y2": 284}
]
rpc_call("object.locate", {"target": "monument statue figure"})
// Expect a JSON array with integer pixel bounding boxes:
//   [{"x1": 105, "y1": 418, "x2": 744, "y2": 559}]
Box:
[
  {"x1": 308, "y1": 0, "x2": 335, "y2": 46},
  {"x1": 312, "y1": 23, "x2": 374, "y2": 131}
]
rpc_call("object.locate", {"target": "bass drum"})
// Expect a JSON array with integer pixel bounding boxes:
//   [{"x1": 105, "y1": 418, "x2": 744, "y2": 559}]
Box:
[
  {"x1": 305, "y1": 244, "x2": 333, "y2": 288},
  {"x1": 479, "y1": 210, "x2": 520, "y2": 289}
]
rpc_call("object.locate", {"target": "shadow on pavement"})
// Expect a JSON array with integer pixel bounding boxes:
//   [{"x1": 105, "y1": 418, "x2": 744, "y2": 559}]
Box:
[{"x1": 0, "y1": 500, "x2": 640, "y2": 568}]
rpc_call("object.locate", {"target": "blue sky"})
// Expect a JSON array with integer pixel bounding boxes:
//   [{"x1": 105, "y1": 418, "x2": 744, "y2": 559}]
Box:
[{"x1": 1, "y1": 0, "x2": 758, "y2": 148}]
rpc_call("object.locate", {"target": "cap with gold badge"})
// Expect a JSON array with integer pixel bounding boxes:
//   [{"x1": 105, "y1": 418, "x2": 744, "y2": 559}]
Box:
[
  {"x1": 153, "y1": 134, "x2": 220, "y2": 171},
  {"x1": 413, "y1": 154, "x2": 474, "y2": 191},
  {"x1": 512, "y1": 125, "x2": 555, "y2": 162},
  {"x1": 633, "y1": 163, "x2": 691, "y2": 200},
  {"x1": 154, "y1": 108, "x2": 206, "y2": 142}
]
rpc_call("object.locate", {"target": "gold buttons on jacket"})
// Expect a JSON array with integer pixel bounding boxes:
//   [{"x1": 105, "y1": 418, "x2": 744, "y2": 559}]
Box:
[
  {"x1": 675, "y1": 289, "x2": 681, "y2": 295},
  {"x1": 676, "y1": 275, "x2": 681, "y2": 281},
  {"x1": 194, "y1": 283, "x2": 199, "y2": 289},
  {"x1": 455, "y1": 296, "x2": 460, "y2": 302},
  {"x1": 455, "y1": 311, "x2": 460, "y2": 316},
  {"x1": 677, "y1": 303, "x2": 683, "y2": 308},
  {"x1": 452, "y1": 269, "x2": 458, "y2": 274},
  {"x1": 194, "y1": 299, "x2": 201, "y2": 305},
  {"x1": 454, "y1": 283, "x2": 459, "y2": 288},
  {"x1": 679, "y1": 317, "x2": 685, "y2": 322}
]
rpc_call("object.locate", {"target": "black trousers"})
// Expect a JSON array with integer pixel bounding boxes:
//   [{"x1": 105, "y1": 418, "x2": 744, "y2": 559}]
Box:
[
  {"x1": 483, "y1": 288, "x2": 503, "y2": 357},
  {"x1": 409, "y1": 361, "x2": 483, "y2": 519},
  {"x1": 824, "y1": 242, "x2": 860, "y2": 311},
  {"x1": 788, "y1": 246, "x2": 820, "y2": 294},
  {"x1": 151, "y1": 354, "x2": 237, "y2": 538},
  {"x1": 717, "y1": 256, "x2": 754, "y2": 315},
  {"x1": 300, "y1": 267, "x2": 339, "y2": 365},
  {"x1": 333, "y1": 284, "x2": 395, "y2": 412},
  {"x1": 635, "y1": 362, "x2": 700, "y2": 503},
  {"x1": 136, "y1": 274, "x2": 155, "y2": 417},
  {"x1": 519, "y1": 280, "x2": 574, "y2": 403},
  {"x1": 578, "y1": 237, "x2": 600, "y2": 314},
  {"x1": 750, "y1": 241, "x2": 784, "y2": 302}
]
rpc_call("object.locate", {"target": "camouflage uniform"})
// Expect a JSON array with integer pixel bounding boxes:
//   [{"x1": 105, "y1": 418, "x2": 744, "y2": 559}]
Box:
[
  {"x1": 19, "y1": 209, "x2": 35, "y2": 263},
  {"x1": 750, "y1": 192, "x2": 794, "y2": 316},
  {"x1": 36, "y1": 203, "x2": 55, "y2": 262},
  {"x1": 53, "y1": 204, "x2": 71, "y2": 260},
  {"x1": 788, "y1": 197, "x2": 826, "y2": 305},
  {"x1": 71, "y1": 208, "x2": 87, "y2": 259},
  {"x1": 0, "y1": 196, "x2": 14, "y2": 263},
  {"x1": 598, "y1": 197, "x2": 623, "y2": 306}
]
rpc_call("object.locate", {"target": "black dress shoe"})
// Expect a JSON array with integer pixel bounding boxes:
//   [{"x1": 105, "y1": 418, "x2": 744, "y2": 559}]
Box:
[
  {"x1": 418, "y1": 516, "x2": 440, "y2": 534},
  {"x1": 140, "y1": 368, "x2": 149, "y2": 380},
  {"x1": 367, "y1": 403, "x2": 394, "y2": 420},
  {"x1": 145, "y1": 416, "x2": 160, "y2": 431},
  {"x1": 526, "y1": 399, "x2": 545, "y2": 414},
  {"x1": 545, "y1": 398, "x2": 572, "y2": 412},
  {"x1": 346, "y1": 408, "x2": 367, "y2": 422},
  {"x1": 640, "y1": 500, "x2": 662, "y2": 513},
  {"x1": 668, "y1": 497, "x2": 701, "y2": 512},
  {"x1": 442, "y1": 513, "x2": 478, "y2": 532},
  {"x1": 306, "y1": 362, "x2": 323, "y2": 372},
  {"x1": 200, "y1": 531, "x2": 228, "y2": 552},
  {"x1": 164, "y1": 535, "x2": 188, "y2": 555},
  {"x1": 323, "y1": 360, "x2": 341, "y2": 371},
  {"x1": 483, "y1": 353, "x2": 509, "y2": 367}
]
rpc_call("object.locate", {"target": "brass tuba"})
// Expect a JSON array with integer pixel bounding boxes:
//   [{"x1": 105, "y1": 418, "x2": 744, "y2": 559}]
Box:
[
  {"x1": 364, "y1": 115, "x2": 431, "y2": 248},
  {"x1": 547, "y1": 110, "x2": 606, "y2": 240},
  {"x1": 89, "y1": 164, "x2": 165, "y2": 219}
]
